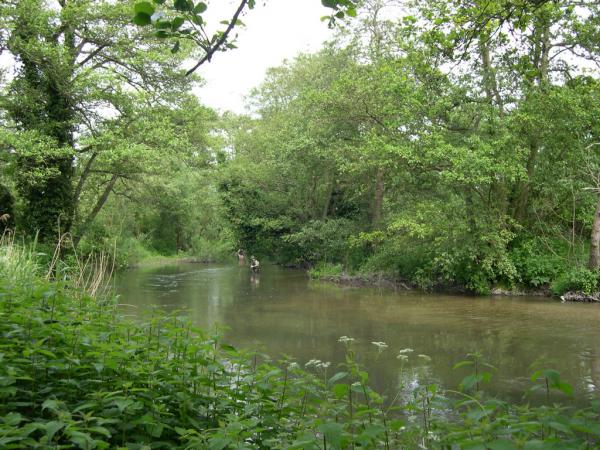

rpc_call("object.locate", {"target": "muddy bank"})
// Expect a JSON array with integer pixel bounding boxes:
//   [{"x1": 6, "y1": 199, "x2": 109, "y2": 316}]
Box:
[
  {"x1": 315, "y1": 274, "x2": 556, "y2": 298},
  {"x1": 316, "y1": 273, "x2": 414, "y2": 291},
  {"x1": 490, "y1": 287, "x2": 549, "y2": 297},
  {"x1": 560, "y1": 291, "x2": 600, "y2": 303}
]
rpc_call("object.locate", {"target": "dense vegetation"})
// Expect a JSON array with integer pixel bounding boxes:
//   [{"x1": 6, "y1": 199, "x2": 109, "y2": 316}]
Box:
[
  {"x1": 1, "y1": 242, "x2": 599, "y2": 449},
  {"x1": 1, "y1": 0, "x2": 599, "y2": 294},
  {"x1": 217, "y1": 0, "x2": 600, "y2": 295},
  {"x1": 1, "y1": 1, "x2": 600, "y2": 448}
]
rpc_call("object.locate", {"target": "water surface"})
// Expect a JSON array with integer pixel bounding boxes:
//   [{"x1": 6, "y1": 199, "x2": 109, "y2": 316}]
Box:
[{"x1": 116, "y1": 263, "x2": 600, "y2": 403}]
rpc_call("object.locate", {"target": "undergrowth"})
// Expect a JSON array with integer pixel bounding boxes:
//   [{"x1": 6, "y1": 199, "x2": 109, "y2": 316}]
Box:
[{"x1": 0, "y1": 240, "x2": 599, "y2": 449}]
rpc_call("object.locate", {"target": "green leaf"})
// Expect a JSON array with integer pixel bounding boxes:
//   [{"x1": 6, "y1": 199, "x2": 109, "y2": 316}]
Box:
[
  {"x1": 328, "y1": 371, "x2": 348, "y2": 385},
  {"x1": 69, "y1": 431, "x2": 95, "y2": 449},
  {"x1": 332, "y1": 383, "x2": 349, "y2": 399},
  {"x1": 45, "y1": 421, "x2": 66, "y2": 442},
  {"x1": 171, "y1": 41, "x2": 180, "y2": 54},
  {"x1": 209, "y1": 437, "x2": 231, "y2": 450},
  {"x1": 174, "y1": 0, "x2": 191, "y2": 12},
  {"x1": 220, "y1": 343, "x2": 237, "y2": 352},
  {"x1": 3, "y1": 413, "x2": 23, "y2": 426},
  {"x1": 134, "y1": 2, "x2": 155, "y2": 15},
  {"x1": 487, "y1": 440, "x2": 517, "y2": 450},
  {"x1": 453, "y1": 360, "x2": 474, "y2": 370},
  {"x1": 146, "y1": 422, "x2": 164, "y2": 438},
  {"x1": 42, "y1": 399, "x2": 61, "y2": 412},
  {"x1": 543, "y1": 369, "x2": 561, "y2": 385},
  {"x1": 133, "y1": 12, "x2": 152, "y2": 26},
  {"x1": 556, "y1": 381, "x2": 573, "y2": 396},
  {"x1": 460, "y1": 374, "x2": 482, "y2": 391},
  {"x1": 318, "y1": 422, "x2": 343, "y2": 449},
  {"x1": 113, "y1": 398, "x2": 133, "y2": 413},
  {"x1": 548, "y1": 421, "x2": 573, "y2": 435},
  {"x1": 171, "y1": 17, "x2": 185, "y2": 30},
  {"x1": 193, "y1": 2, "x2": 207, "y2": 13}
]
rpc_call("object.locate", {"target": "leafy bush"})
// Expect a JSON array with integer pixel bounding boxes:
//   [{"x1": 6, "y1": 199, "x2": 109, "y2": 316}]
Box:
[
  {"x1": 308, "y1": 262, "x2": 344, "y2": 279},
  {"x1": 551, "y1": 266, "x2": 600, "y2": 295},
  {"x1": 283, "y1": 219, "x2": 356, "y2": 266},
  {"x1": 191, "y1": 234, "x2": 236, "y2": 262},
  {"x1": 510, "y1": 238, "x2": 568, "y2": 288}
]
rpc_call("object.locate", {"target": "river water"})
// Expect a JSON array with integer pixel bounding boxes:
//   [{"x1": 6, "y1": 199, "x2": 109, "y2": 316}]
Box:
[{"x1": 115, "y1": 263, "x2": 600, "y2": 404}]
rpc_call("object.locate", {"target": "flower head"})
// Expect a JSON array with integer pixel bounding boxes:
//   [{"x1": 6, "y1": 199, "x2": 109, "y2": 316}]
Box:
[
  {"x1": 371, "y1": 341, "x2": 388, "y2": 349},
  {"x1": 338, "y1": 336, "x2": 355, "y2": 344}
]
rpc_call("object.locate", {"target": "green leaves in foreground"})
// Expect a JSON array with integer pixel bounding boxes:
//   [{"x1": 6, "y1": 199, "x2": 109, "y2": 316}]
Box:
[{"x1": 0, "y1": 275, "x2": 598, "y2": 448}]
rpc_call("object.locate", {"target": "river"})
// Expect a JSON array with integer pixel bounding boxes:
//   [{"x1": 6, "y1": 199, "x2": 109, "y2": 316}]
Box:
[{"x1": 115, "y1": 262, "x2": 600, "y2": 404}]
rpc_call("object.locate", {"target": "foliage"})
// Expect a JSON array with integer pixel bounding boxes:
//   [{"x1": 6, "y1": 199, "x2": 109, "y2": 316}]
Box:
[
  {"x1": 213, "y1": 0, "x2": 600, "y2": 295},
  {"x1": 551, "y1": 267, "x2": 600, "y2": 296},
  {"x1": 1, "y1": 268, "x2": 599, "y2": 449},
  {"x1": 510, "y1": 238, "x2": 568, "y2": 288},
  {"x1": 308, "y1": 262, "x2": 344, "y2": 279}
]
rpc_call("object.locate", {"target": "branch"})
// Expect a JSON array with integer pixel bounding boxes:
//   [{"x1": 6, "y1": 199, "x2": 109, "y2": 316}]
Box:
[
  {"x1": 77, "y1": 44, "x2": 107, "y2": 67},
  {"x1": 73, "y1": 173, "x2": 119, "y2": 248},
  {"x1": 185, "y1": 0, "x2": 249, "y2": 75},
  {"x1": 74, "y1": 151, "x2": 98, "y2": 205}
]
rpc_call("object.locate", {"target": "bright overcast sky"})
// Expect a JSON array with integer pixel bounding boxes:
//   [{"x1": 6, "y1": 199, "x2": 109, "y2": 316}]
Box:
[{"x1": 193, "y1": 0, "x2": 335, "y2": 114}]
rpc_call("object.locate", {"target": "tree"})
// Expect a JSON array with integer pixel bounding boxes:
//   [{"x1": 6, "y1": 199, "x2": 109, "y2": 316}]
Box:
[{"x1": 0, "y1": 0, "x2": 192, "y2": 241}]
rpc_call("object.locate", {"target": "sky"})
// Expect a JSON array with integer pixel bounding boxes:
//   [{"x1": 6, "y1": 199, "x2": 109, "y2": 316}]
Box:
[
  {"x1": 0, "y1": 1, "x2": 335, "y2": 115},
  {"x1": 193, "y1": 0, "x2": 336, "y2": 114}
]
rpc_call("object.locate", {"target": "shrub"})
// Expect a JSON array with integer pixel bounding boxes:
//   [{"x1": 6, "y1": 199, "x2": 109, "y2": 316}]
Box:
[
  {"x1": 308, "y1": 262, "x2": 344, "y2": 279},
  {"x1": 551, "y1": 266, "x2": 600, "y2": 295},
  {"x1": 510, "y1": 238, "x2": 568, "y2": 288}
]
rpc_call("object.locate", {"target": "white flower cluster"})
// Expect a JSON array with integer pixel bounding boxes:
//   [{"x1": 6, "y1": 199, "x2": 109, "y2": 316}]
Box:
[
  {"x1": 338, "y1": 336, "x2": 355, "y2": 344},
  {"x1": 305, "y1": 359, "x2": 330, "y2": 370},
  {"x1": 371, "y1": 341, "x2": 388, "y2": 350},
  {"x1": 397, "y1": 348, "x2": 414, "y2": 361}
]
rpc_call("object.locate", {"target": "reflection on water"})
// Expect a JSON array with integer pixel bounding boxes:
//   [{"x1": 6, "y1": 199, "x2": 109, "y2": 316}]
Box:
[{"x1": 115, "y1": 263, "x2": 600, "y2": 403}]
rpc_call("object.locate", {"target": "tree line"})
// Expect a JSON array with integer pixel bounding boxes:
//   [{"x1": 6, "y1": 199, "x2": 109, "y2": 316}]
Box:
[{"x1": 1, "y1": 0, "x2": 599, "y2": 294}]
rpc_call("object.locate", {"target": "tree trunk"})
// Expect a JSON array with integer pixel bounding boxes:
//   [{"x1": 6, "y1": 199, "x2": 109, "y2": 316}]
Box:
[
  {"x1": 511, "y1": 140, "x2": 539, "y2": 223},
  {"x1": 588, "y1": 193, "x2": 600, "y2": 270},
  {"x1": 73, "y1": 174, "x2": 119, "y2": 248},
  {"x1": 372, "y1": 168, "x2": 384, "y2": 229},
  {"x1": 479, "y1": 39, "x2": 504, "y2": 114},
  {"x1": 322, "y1": 179, "x2": 335, "y2": 220}
]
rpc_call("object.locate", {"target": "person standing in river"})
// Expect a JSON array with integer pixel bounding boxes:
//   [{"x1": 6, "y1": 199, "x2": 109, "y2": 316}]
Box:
[
  {"x1": 237, "y1": 249, "x2": 246, "y2": 266},
  {"x1": 250, "y1": 255, "x2": 260, "y2": 273}
]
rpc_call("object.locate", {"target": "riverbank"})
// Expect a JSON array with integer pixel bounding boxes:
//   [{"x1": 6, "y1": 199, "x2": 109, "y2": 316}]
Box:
[
  {"x1": 310, "y1": 270, "x2": 600, "y2": 302},
  {"x1": 2, "y1": 240, "x2": 600, "y2": 448}
]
